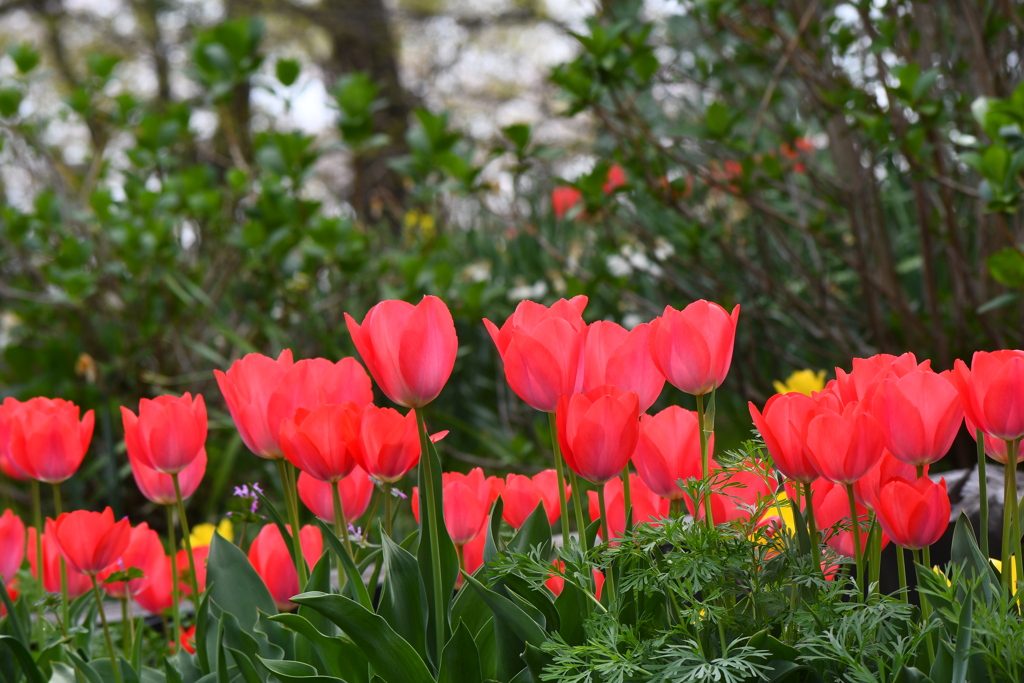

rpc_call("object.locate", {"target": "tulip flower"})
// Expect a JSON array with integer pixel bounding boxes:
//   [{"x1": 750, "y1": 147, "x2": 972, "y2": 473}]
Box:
[
  {"x1": 952, "y1": 351, "x2": 1024, "y2": 441},
  {"x1": 345, "y1": 296, "x2": 458, "y2": 408},
  {"x1": 48, "y1": 508, "x2": 131, "y2": 576},
  {"x1": 812, "y1": 480, "x2": 887, "y2": 559},
  {"x1": 831, "y1": 353, "x2": 929, "y2": 404},
  {"x1": 280, "y1": 403, "x2": 362, "y2": 482},
  {"x1": 587, "y1": 474, "x2": 669, "y2": 542},
  {"x1": 460, "y1": 531, "x2": 486, "y2": 577},
  {"x1": 874, "y1": 368, "x2": 962, "y2": 468},
  {"x1": 129, "y1": 445, "x2": 207, "y2": 506},
  {"x1": 5, "y1": 397, "x2": 94, "y2": 484},
  {"x1": 633, "y1": 406, "x2": 710, "y2": 500},
  {"x1": 120, "y1": 393, "x2": 207, "y2": 474},
  {"x1": 133, "y1": 554, "x2": 175, "y2": 615},
  {"x1": 704, "y1": 463, "x2": 775, "y2": 524},
  {"x1": 173, "y1": 625, "x2": 197, "y2": 655},
  {"x1": 603, "y1": 164, "x2": 627, "y2": 193},
  {"x1": 176, "y1": 545, "x2": 209, "y2": 597},
  {"x1": 583, "y1": 321, "x2": 665, "y2": 412},
  {"x1": 483, "y1": 296, "x2": 588, "y2": 413},
  {"x1": 248, "y1": 524, "x2": 323, "y2": 610},
  {"x1": 874, "y1": 476, "x2": 950, "y2": 550},
  {"x1": 547, "y1": 560, "x2": 604, "y2": 600},
  {"x1": 264, "y1": 358, "x2": 374, "y2": 444},
  {"x1": 852, "y1": 449, "x2": 922, "y2": 511},
  {"x1": 557, "y1": 386, "x2": 640, "y2": 485},
  {"x1": 214, "y1": 350, "x2": 295, "y2": 459},
  {"x1": 0, "y1": 451, "x2": 27, "y2": 481},
  {"x1": 355, "y1": 406, "x2": 420, "y2": 483},
  {"x1": 804, "y1": 403, "x2": 885, "y2": 485},
  {"x1": 297, "y1": 468, "x2": 374, "y2": 524},
  {"x1": 0, "y1": 509, "x2": 25, "y2": 582},
  {"x1": 98, "y1": 522, "x2": 164, "y2": 599},
  {"x1": 748, "y1": 392, "x2": 822, "y2": 483},
  {"x1": 501, "y1": 470, "x2": 567, "y2": 528},
  {"x1": 412, "y1": 468, "x2": 500, "y2": 546},
  {"x1": 648, "y1": 300, "x2": 740, "y2": 396},
  {"x1": 27, "y1": 528, "x2": 90, "y2": 597},
  {"x1": 0, "y1": 580, "x2": 17, "y2": 616},
  {"x1": 551, "y1": 187, "x2": 582, "y2": 219}
]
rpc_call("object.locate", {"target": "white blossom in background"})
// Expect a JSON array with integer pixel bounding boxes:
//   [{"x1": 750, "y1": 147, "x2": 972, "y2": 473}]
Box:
[{"x1": 507, "y1": 280, "x2": 548, "y2": 301}]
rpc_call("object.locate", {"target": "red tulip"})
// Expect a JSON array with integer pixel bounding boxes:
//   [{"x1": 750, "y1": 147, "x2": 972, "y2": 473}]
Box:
[
  {"x1": 874, "y1": 476, "x2": 950, "y2": 550},
  {"x1": 583, "y1": 321, "x2": 665, "y2": 412},
  {"x1": 0, "y1": 580, "x2": 18, "y2": 615},
  {"x1": 297, "y1": 468, "x2": 374, "y2": 524},
  {"x1": 120, "y1": 393, "x2": 207, "y2": 474},
  {"x1": 551, "y1": 187, "x2": 582, "y2": 219},
  {"x1": 460, "y1": 531, "x2": 486, "y2": 577},
  {"x1": 648, "y1": 300, "x2": 740, "y2": 395},
  {"x1": 27, "y1": 528, "x2": 90, "y2": 597},
  {"x1": 705, "y1": 462, "x2": 775, "y2": 524},
  {"x1": 280, "y1": 403, "x2": 362, "y2": 482},
  {"x1": 443, "y1": 478, "x2": 489, "y2": 545},
  {"x1": 557, "y1": 386, "x2": 640, "y2": 485},
  {"x1": 264, "y1": 358, "x2": 374, "y2": 442},
  {"x1": 98, "y1": 522, "x2": 165, "y2": 599},
  {"x1": 355, "y1": 406, "x2": 419, "y2": 483},
  {"x1": 345, "y1": 296, "x2": 458, "y2": 408},
  {"x1": 48, "y1": 508, "x2": 131, "y2": 576},
  {"x1": 5, "y1": 397, "x2": 94, "y2": 484},
  {"x1": 603, "y1": 164, "x2": 627, "y2": 193},
  {"x1": 483, "y1": 296, "x2": 588, "y2": 413},
  {"x1": 875, "y1": 368, "x2": 963, "y2": 467},
  {"x1": 852, "y1": 449, "x2": 922, "y2": 511},
  {"x1": 633, "y1": 406, "x2": 710, "y2": 500},
  {"x1": 811, "y1": 480, "x2": 887, "y2": 558},
  {"x1": 177, "y1": 545, "x2": 209, "y2": 597},
  {"x1": 587, "y1": 474, "x2": 669, "y2": 542},
  {"x1": 547, "y1": 560, "x2": 604, "y2": 599},
  {"x1": 501, "y1": 470, "x2": 567, "y2": 528},
  {"x1": 748, "y1": 392, "x2": 821, "y2": 483},
  {"x1": 214, "y1": 350, "x2": 295, "y2": 458},
  {"x1": 832, "y1": 353, "x2": 929, "y2": 406},
  {"x1": 804, "y1": 403, "x2": 885, "y2": 485},
  {"x1": 0, "y1": 409, "x2": 28, "y2": 479},
  {"x1": 173, "y1": 625, "x2": 197, "y2": 655},
  {"x1": 248, "y1": 524, "x2": 323, "y2": 610},
  {"x1": 0, "y1": 509, "x2": 25, "y2": 582},
  {"x1": 134, "y1": 554, "x2": 174, "y2": 615},
  {"x1": 129, "y1": 446, "x2": 207, "y2": 506},
  {"x1": 964, "y1": 416, "x2": 1018, "y2": 465},
  {"x1": 952, "y1": 351, "x2": 1024, "y2": 441}
]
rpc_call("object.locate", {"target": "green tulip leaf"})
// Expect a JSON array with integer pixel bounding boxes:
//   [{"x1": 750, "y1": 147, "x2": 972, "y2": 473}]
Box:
[
  {"x1": 378, "y1": 530, "x2": 428, "y2": 661},
  {"x1": 206, "y1": 532, "x2": 276, "y2": 631},
  {"x1": 438, "y1": 620, "x2": 482, "y2": 683},
  {"x1": 256, "y1": 657, "x2": 345, "y2": 682}
]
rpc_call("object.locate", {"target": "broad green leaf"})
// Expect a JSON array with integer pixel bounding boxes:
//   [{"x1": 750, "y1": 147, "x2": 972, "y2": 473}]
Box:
[
  {"x1": 951, "y1": 590, "x2": 972, "y2": 683},
  {"x1": 987, "y1": 248, "x2": 1024, "y2": 289},
  {"x1": 313, "y1": 518, "x2": 372, "y2": 610},
  {"x1": 296, "y1": 552, "x2": 334, "y2": 675},
  {"x1": 225, "y1": 649, "x2": 261, "y2": 683},
  {"x1": 706, "y1": 101, "x2": 731, "y2": 138},
  {"x1": 437, "y1": 620, "x2": 482, "y2": 683},
  {"x1": 507, "y1": 504, "x2": 553, "y2": 559},
  {"x1": 462, "y1": 573, "x2": 546, "y2": 645},
  {"x1": 484, "y1": 498, "x2": 505, "y2": 566},
  {"x1": 206, "y1": 532, "x2": 276, "y2": 632},
  {"x1": 270, "y1": 613, "x2": 368, "y2": 683},
  {"x1": 290, "y1": 591, "x2": 434, "y2": 683},
  {"x1": 0, "y1": 635, "x2": 44, "y2": 683},
  {"x1": 378, "y1": 530, "x2": 428, "y2": 661},
  {"x1": 255, "y1": 657, "x2": 344, "y2": 682}
]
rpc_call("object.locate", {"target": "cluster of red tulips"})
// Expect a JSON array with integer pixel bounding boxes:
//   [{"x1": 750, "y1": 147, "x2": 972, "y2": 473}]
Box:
[{"x1": 1, "y1": 293, "x2": 1023, "y2": 670}]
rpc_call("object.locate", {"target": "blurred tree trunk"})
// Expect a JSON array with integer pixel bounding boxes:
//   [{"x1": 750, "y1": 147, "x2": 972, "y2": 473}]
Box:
[{"x1": 317, "y1": 0, "x2": 410, "y2": 225}]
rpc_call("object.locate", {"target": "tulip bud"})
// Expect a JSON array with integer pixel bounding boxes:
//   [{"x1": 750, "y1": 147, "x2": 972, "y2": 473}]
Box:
[
  {"x1": 648, "y1": 300, "x2": 740, "y2": 396},
  {"x1": 5, "y1": 397, "x2": 94, "y2": 484}
]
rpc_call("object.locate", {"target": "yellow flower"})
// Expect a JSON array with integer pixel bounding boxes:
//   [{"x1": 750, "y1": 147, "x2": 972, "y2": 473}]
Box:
[
  {"x1": 773, "y1": 369, "x2": 826, "y2": 396},
  {"x1": 188, "y1": 519, "x2": 233, "y2": 549},
  {"x1": 404, "y1": 210, "x2": 436, "y2": 240},
  {"x1": 990, "y1": 559, "x2": 1019, "y2": 594},
  {"x1": 753, "y1": 492, "x2": 796, "y2": 545}
]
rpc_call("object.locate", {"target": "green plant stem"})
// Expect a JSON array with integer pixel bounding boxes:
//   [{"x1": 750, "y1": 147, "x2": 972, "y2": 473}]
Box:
[
  {"x1": 621, "y1": 465, "x2": 632, "y2": 530},
  {"x1": 383, "y1": 482, "x2": 393, "y2": 539},
  {"x1": 695, "y1": 393, "x2": 714, "y2": 528},
  {"x1": 804, "y1": 482, "x2": 820, "y2": 573},
  {"x1": 90, "y1": 575, "x2": 122, "y2": 683},
  {"x1": 868, "y1": 514, "x2": 882, "y2": 602},
  {"x1": 166, "y1": 505, "x2": 182, "y2": 648},
  {"x1": 120, "y1": 596, "x2": 132, "y2": 657},
  {"x1": 548, "y1": 412, "x2": 572, "y2": 542},
  {"x1": 30, "y1": 479, "x2": 43, "y2": 590},
  {"x1": 596, "y1": 485, "x2": 615, "y2": 601},
  {"x1": 415, "y1": 408, "x2": 446, "y2": 667},
  {"x1": 275, "y1": 459, "x2": 308, "y2": 588},
  {"x1": 172, "y1": 473, "x2": 202, "y2": 602},
  {"x1": 1002, "y1": 450, "x2": 1014, "y2": 593},
  {"x1": 1008, "y1": 439, "x2": 1023, "y2": 603},
  {"x1": 896, "y1": 546, "x2": 908, "y2": 603},
  {"x1": 331, "y1": 480, "x2": 352, "y2": 556},
  {"x1": 568, "y1": 469, "x2": 588, "y2": 541},
  {"x1": 977, "y1": 430, "x2": 989, "y2": 558},
  {"x1": 846, "y1": 484, "x2": 864, "y2": 601},
  {"x1": 913, "y1": 549, "x2": 936, "y2": 665},
  {"x1": 52, "y1": 483, "x2": 69, "y2": 628}
]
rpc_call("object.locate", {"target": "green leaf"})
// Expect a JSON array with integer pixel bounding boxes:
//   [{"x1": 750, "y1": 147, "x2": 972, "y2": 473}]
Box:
[
  {"x1": 275, "y1": 59, "x2": 301, "y2": 86},
  {"x1": 706, "y1": 101, "x2": 731, "y2": 138},
  {"x1": 312, "y1": 517, "x2": 373, "y2": 610},
  {"x1": 0, "y1": 88, "x2": 24, "y2": 118},
  {"x1": 507, "y1": 502, "x2": 553, "y2": 559},
  {"x1": 462, "y1": 573, "x2": 546, "y2": 645},
  {"x1": 290, "y1": 592, "x2": 434, "y2": 683},
  {"x1": 986, "y1": 248, "x2": 1024, "y2": 289},
  {"x1": 437, "y1": 620, "x2": 482, "y2": 683},
  {"x1": 7, "y1": 43, "x2": 40, "y2": 73},
  {"x1": 484, "y1": 497, "x2": 506, "y2": 566},
  {"x1": 378, "y1": 530, "x2": 428, "y2": 662},
  {"x1": 270, "y1": 613, "x2": 368, "y2": 683},
  {"x1": 0, "y1": 636, "x2": 44, "y2": 683},
  {"x1": 225, "y1": 648, "x2": 261, "y2": 683},
  {"x1": 949, "y1": 513, "x2": 1000, "y2": 605},
  {"x1": 206, "y1": 532, "x2": 277, "y2": 632},
  {"x1": 951, "y1": 589, "x2": 972, "y2": 683},
  {"x1": 255, "y1": 658, "x2": 344, "y2": 682},
  {"x1": 296, "y1": 551, "x2": 334, "y2": 675},
  {"x1": 502, "y1": 124, "x2": 531, "y2": 152}
]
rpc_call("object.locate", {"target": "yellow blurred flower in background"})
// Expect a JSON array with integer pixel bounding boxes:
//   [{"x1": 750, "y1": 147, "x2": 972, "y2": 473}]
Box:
[
  {"x1": 404, "y1": 209, "x2": 436, "y2": 240},
  {"x1": 773, "y1": 369, "x2": 826, "y2": 395},
  {"x1": 188, "y1": 519, "x2": 233, "y2": 549}
]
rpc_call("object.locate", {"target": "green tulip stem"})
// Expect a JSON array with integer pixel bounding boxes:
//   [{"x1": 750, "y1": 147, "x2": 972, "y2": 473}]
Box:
[
  {"x1": 896, "y1": 546, "x2": 908, "y2": 603},
  {"x1": 383, "y1": 482, "x2": 393, "y2": 539},
  {"x1": 547, "y1": 412, "x2": 573, "y2": 542},
  {"x1": 568, "y1": 469, "x2": 588, "y2": 543},
  {"x1": 596, "y1": 485, "x2": 615, "y2": 600},
  {"x1": 1001, "y1": 446, "x2": 1014, "y2": 593},
  {"x1": 121, "y1": 595, "x2": 133, "y2": 657},
  {"x1": 913, "y1": 548, "x2": 936, "y2": 665},
  {"x1": 30, "y1": 478, "x2": 43, "y2": 594},
  {"x1": 275, "y1": 459, "x2": 309, "y2": 588},
  {"x1": 977, "y1": 430, "x2": 989, "y2": 558},
  {"x1": 331, "y1": 480, "x2": 353, "y2": 557},
  {"x1": 166, "y1": 505, "x2": 182, "y2": 652},
  {"x1": 867, "y1": 514, "x2": 882, "y2": 601},
  {"x1": 52, "y1": 483, "x2": 70, "y2": 629},
  {"x1": 1008, "y1": 439, "x2": 1023, "y2": 603},
  {"x1": 172, "y1": 473, "x2": 203, "y2": 603},
  {"x1": 415, "y1": 408, "x2": 446, "y2": 667},
  {"x1": 804, "y1": 482, "x2": 820, "y2": 574},
  {"x1": 621, "y1": 465, "x2": 633, "y2": 531},
  {"x1": 695, "y1": 393, "x2": 714, "y2": 528},
  {"x1": 846, "y1": 484, "x2": 864, "y2": 601},
  {"x1": 91, "y1": 574, "x2": 123, "y2": 683}
]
